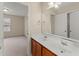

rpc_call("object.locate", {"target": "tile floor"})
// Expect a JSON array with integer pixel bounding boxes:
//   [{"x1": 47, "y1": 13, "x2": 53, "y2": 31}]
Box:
[{"x1": 4, "y1": 36, "x2": 27, "y2": 56}]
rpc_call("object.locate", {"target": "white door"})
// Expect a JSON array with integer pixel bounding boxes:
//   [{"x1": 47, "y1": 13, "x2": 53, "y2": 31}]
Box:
[
  {"x1": 70, "y1": 11, "x2": 79, "y2": 40},
  {"x1": 0, "y1": 3, "x2": 4, "y2": 56},
  {"x1": 51, "y1": 15, "x2": 55, "y2": 34},
  {"x1": 55, "y1": 13, "x2": 67, "y2": 37},
  {"x1": 30, "y1": 3, "x2": 41, "y2": 34}
]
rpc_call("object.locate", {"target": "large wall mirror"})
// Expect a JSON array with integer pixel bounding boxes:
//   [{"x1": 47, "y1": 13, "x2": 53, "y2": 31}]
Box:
[{"x1": 41, "y1": 2, "x2": 79, "y2": 40}]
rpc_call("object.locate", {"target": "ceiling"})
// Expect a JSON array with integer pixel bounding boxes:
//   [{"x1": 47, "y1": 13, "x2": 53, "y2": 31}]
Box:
[
  {"x1": 3, "y1": 2, "x2": 28, "y2": 16},
  {"x1": 58, "y1": 2, "x2": 78, "y2": 7},
  {"x1": 43, "y1": 2, "x2": 79, "y2": 14},
  {"x1": 55, "y1": 2, "x2": 79, "y2": 14},
  {"x1": 4, "y1": 2, "x2": 79, "y2": 16}
]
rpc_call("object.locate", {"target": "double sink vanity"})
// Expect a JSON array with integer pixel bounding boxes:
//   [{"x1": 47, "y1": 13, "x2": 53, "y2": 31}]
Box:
[{"x1": 31, "y1": 33, "x2": 79, "y2": 56}]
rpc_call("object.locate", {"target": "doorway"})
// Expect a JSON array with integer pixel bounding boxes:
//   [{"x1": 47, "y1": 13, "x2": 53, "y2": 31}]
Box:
[{"x1": 3, "y1": 2, "x2": 28, "y2": 56}]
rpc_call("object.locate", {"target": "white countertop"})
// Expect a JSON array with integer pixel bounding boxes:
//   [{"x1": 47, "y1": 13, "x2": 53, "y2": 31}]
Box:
[{"x1": 31, "y1": 33, "x2": 79, "y2": 56}]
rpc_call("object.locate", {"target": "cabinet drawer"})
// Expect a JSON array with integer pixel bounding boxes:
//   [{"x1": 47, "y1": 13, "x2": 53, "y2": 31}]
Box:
[
  {"x1": 42, "y1": 47, "x2": 57, "y2": 56},
  {"x1": 36, "y1": 41, "x2": 42, "y2": 56},
  {"x1": 31, "y1": 39, "x2": 42, "y2": 56},
  {"x1": 31, "y1": 38, "x2": 57, "y2": 56},
  {"x1": 31, "y1": 39, "x2": 36, "y2": 56}
]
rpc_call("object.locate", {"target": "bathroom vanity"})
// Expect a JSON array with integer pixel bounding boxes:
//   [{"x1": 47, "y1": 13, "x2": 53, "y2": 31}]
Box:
[
  {"x1": 31, "y1": 38, "x2": 57, "y2": 56},
  {"x1": 31, "y1": 33, "x2": 79, "y2": 56}
]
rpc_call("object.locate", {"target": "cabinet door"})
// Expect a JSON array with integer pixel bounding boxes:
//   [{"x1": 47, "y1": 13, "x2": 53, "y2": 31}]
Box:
[
  {"x1": 31, "y1": 39, "x2": 42, "y2": 56},
  {"x1": 31, "y1": 39, "x2": 36, "y2": 56},
  {"x1": 36, "y1": 41, "x2": 42, "y2": 56},
  {"x1": 42, "y1": 47, "x2": 56, "y2": 56},
  {"x1": 30, "y1": 3, "x2": 41, "y2": 34}
]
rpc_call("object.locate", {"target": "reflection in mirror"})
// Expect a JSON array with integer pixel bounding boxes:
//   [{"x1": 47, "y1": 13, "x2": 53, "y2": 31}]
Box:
[{"x1": 41, "y1": 2, "x2": 79, "y2": 40}]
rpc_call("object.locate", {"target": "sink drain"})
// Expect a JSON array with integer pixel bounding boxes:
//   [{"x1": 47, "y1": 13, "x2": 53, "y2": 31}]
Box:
[{"x1": 60, "y1": 51, "x2": 64, "y2": 53}]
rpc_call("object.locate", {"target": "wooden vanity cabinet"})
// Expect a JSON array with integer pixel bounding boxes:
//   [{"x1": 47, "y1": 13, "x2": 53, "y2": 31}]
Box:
[
  {"x1": 31, "y1": 39, "x2": 42, "y2": 56},
  {"x1": 31, "y1": 38, "x2": 57, "y2": 56},
  {"x1": 35, "y1": 41, "x2": 42, "y2": 56},
  {"x1": 31, "y1": 39, "x2": 36, "y2": 56},
  {"x1": 42, "y1": 47, "x2": 57, "y2": 56}
]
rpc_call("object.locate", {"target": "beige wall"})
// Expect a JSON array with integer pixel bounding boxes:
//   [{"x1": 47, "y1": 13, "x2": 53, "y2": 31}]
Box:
[{"x1": 4, "y1": 14, "x2": 25, "y2": 38}]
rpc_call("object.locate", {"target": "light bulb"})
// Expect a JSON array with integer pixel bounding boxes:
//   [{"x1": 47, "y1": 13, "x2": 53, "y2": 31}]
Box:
[
  {"x1": 48, "y1": 2, "x2": 54, "y2": 9},
  {"x1": 54, "y1": 4, "x2": 59, "y2": 8},
  {"x1": 50, "y1": 2, "x2": 54, "y2": 5},
  {"x1": 3, "y1": 8, "x2": 9, "y2": 12},
  {"x1": 48, "y1": 2, "x2": 61, "y2": 9}
]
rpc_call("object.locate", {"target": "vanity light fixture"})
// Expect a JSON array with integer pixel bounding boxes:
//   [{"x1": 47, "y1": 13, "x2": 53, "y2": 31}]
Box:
[{"x1": 48, "y1": 2, "x2": 62, "y2": 9}]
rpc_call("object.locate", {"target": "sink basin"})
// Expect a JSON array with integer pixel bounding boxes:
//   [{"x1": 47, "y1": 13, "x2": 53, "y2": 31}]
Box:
[
  {"x1": 61, "y1": 38, "x2": 75, "y2": 46},
  {"x1": 61, "y1": 41, "x2": 69, "y2": 46},
  {"x1": 61, "y1": 39, "x2": 73, "y2": 46},
  {"x1": 59, "y1": 39, "x2": 76, "y2": 52}
]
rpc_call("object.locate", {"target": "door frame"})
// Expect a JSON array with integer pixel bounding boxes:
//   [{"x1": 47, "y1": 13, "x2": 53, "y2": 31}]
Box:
[{"x1": 0, "y1": 2, "x2": 4, "y2": 56}]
